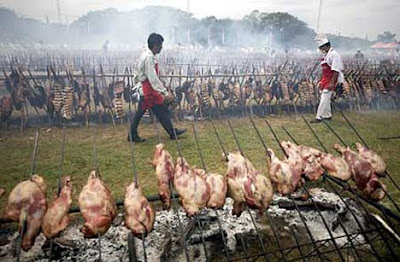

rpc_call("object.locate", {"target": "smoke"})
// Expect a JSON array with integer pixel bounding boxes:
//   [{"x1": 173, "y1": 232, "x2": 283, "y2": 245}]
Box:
[
  {"x1": 0, "y1": 5, "x2": 377, "y2": 55},
  {"x1": 0, "y1": 6, "x2": 312, "y2": 52}
]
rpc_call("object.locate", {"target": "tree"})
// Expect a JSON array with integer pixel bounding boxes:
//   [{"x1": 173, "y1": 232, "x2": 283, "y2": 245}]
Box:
[
  {"x1": 0, "y1": 6, "x2": 373, "y2": 50},
  {"x1": 376, "y1": 31, "x2": 396, "y2": 43}
]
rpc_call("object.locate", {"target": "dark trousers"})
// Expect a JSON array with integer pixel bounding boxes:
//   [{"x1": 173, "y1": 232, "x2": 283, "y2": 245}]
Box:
[{"x1": 130, "y1": 97, "x2": 174, "y2": 138}]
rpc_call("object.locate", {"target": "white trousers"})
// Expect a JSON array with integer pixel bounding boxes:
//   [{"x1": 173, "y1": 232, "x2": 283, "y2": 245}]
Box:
[{"x1": 316, "y1": 90, "x2": 332, "y2": 120}]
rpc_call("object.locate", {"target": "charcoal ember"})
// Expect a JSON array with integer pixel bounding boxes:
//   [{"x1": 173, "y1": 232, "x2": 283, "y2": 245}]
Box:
[
  {"x1": 113, "y1": 213, "x2": 124, "y2": 227},
  {"x1": 54, "y1": 238, "x2": 79, "y2": 250},
  {"x1": 268, "y1": 188, "x2": 367, "y2": 247},
  {"x1": 0, "y1": 235, "x2": 10, "y2": 246},
  {"x1": 0, "y1": 188, "x2": 370, "y2": 261},
  {"x1": 41, "y1": 238, "x2": 78, "y2": 260}
]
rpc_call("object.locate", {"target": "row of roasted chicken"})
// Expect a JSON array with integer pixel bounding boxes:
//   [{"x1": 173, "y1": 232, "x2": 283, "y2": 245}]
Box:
[{"x1": 1, "y1": 141, "x2": 386, "y2": 252}]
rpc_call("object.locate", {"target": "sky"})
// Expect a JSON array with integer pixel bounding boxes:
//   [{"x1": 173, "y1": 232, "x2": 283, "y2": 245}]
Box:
[{"x1": 1, "y1": 0, "x2": 399, "y2": 40}]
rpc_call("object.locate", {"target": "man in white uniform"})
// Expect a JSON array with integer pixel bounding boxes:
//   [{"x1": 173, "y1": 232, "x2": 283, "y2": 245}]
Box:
[{"x1": 311, "y1": 35, "x2": 344, "y2": 123}]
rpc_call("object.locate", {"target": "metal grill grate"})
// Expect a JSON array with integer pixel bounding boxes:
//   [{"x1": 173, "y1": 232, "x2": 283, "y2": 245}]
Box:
[{"x1": 6, "y1": 112, "x2": 400, "y2": 262}]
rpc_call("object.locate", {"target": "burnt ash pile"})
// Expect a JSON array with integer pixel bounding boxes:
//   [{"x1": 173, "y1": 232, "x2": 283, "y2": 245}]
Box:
[{"x1": 0, "y1": 188, "x2": 372, "y2": 262}]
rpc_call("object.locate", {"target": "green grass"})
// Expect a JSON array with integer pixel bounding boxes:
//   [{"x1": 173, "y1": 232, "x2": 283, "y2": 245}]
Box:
[{"x1": 0, "y1": 111, "x2": 399, "y2": 216}]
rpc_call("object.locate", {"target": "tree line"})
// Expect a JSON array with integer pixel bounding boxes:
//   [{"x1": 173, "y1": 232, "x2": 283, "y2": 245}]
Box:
[{"x1": 1, "y1": 6, "x2": 393, "y2": 50}]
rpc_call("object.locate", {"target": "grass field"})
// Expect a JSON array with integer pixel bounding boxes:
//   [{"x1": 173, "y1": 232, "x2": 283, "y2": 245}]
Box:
[{"x1": 0, "y1": 111, "x2": 400, "y2": 215}]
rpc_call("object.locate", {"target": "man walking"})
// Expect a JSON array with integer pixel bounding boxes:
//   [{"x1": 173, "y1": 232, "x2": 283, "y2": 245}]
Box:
[
  {"x1": 128, "y1": 33, "x2": 186, "y2": 142},
  {"x1": 311, "y1": 35, "x2": 344, "y2": 123}
]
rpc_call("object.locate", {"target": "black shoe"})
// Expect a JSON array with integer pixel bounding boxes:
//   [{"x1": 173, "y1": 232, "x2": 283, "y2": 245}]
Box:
[
  {"x1": 170, "y1": 128, "x2": 187, "y2": 140},
  {"x1": 175, "y1": 128, "x2": 187, "y2": 136},
  {"x1": 323, "y1": 117, "x2": 332, "y2": 121},
  {"x1": 127, "y1": 135, "x2": 146, "y2": 142},
  {"x1": 309, "y1": 119, "x2": 322, "y2": 124}
]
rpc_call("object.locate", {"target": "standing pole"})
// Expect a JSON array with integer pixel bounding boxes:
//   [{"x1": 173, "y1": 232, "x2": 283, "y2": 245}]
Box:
[
  {"x1": 30, "y1": 130, "x2": 40, "y2": 178},
  {"x1": 18, "y1": 130, "x2": 40, "y2": 261},
  {"x1": 316, "y1": 0, "x2": 323, "y2": 33},
  {"x1": 49, "y1": 127, "x2": 66, "y2": 261},
  {"x1": 91, "y1": 126, "x2": 102, "y2": 262},
  {"x1": 128, "y1": 120, "x2": 139, "y2": 187},
  {"x1": 57, "y1": 127, "x2": 66, "y2": 195}
]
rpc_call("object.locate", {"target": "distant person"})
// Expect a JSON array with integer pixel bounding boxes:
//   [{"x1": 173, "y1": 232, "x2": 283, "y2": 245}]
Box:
[
  {"x1": 310, "y1": 35, "x2": 344, "y2": 123},
  {"x1": 128, "y1": 33, "x2": 186, "y2": 142},
  {"x1": 103, "y1": 40, "x2": 110, "y2": 53},
  {"x1": 354, "y1": 49, "x2": 365, "y2": 60}
]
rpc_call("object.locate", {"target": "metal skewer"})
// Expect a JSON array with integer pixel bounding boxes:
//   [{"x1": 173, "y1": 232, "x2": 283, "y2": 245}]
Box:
[
  {"x1": 332, "y1": 113, "x2": 400, "y2": 216},
  {"x1": 248, "y1": 117, "x2": 307, "y2": 262},
  {"x1": 262, "y1": 118, "x2": 328, "y2": 261},
  {"x1": 171, "y1": 122, "x2": 210, "y2": 261},
  {"x1": 270, "y1": 118, "x2": 347, "y2": 261},
  {"x1": 283, "y1": 125, "x2": 386, "y2": 261},
  {"x1": 338, "y1": 110, "x2": 400, "y2": 192},
  {"x1": 191, "y1": 122, "x2": 231, "y2": 261},
  {"x1": 315, "y1": 118, "x2": 400, "y2": 222},
  {"x1": 127, "y1": 120, "x2": 147, "y2": 262},
  {"x1": 17, "y1": 130, "x2": 40, "y2": 262},
  {"x1": 209, "y1": 118, "x2": 270, "y2": 261},
  {"x1": 301, "y1": 116, "x2": 398, "y2": 259},
  {"x1": 30, "y1": 130, "x2": 40, "y2": 178},
  {"x1": 152, "y1": 119, "x2": 190, "y2": 261},
  {"x1": 49, "y1": 127, "x2": 66, "y2": 261},
  {"x1": 208, "y1": 119, "x2": 253, "y2": 261},
  {"x1": 91, "y1": 127, "x2": 102, "y2": 262},
  {"x1": 281, "y1": 125, "x2": 368, "y2": 261}
]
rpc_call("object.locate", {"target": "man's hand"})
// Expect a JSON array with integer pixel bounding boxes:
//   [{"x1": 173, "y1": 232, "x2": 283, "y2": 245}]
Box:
[{"x1": 164, "y1": 94, "x2": 175, "y2": 105}]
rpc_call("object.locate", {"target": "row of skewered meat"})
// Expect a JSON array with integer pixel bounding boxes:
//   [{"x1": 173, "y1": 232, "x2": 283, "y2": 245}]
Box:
[
  {"x1": 1, "y1": 141, "x2": 387, "y2": 252},
  {"x1": 2, "y1": 169, "x2": 152, "y2": 252},
  {"x1": 3, "y1": 66, "x2": 399, "y2": 125},
  {"x1": 154, "y1": 141, "x2": 388, "y2": 218},
  {"x1": 268, "y1": 141, "x2": 387, "y2": 201},
  {"x1": 155, "y1": 141, "x2": 387, "y2": 217}
]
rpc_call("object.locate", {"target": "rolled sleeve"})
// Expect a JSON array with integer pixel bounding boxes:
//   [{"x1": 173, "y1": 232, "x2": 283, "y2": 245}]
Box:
[{"x1": 330, "y1": 53, "x2": 343, "y2": 73}]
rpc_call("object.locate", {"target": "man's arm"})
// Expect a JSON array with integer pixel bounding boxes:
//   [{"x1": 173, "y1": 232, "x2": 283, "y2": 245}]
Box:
[
  {"x1": 144, "y1": 56, "x2": 167, "y2": 96},
  {"x1": 329, "y1": 71, "x2": 339, "y2": 90},
  {"x1": 330, "y1": 52, "x2": 343, "y2": 90}
]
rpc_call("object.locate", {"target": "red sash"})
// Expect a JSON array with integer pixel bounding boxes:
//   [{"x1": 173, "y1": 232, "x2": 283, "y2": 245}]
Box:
[
  {"x1": 142, "y1": 63, "x2": 164, "y2": 110},
  {"x1": 320, "y1": 58, "x2": 333, "y2": 90}
]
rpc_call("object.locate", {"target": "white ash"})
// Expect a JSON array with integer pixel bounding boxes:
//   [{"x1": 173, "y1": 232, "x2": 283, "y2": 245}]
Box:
[
  {"x1": 0, "y1": 188, "x2": 370, "y2": 261},
  {"x1": 268, "y1": 188, "x2": 368, "y2": 248},
  {"x1": 0, "y1": 232, "x2": 47, "y2": 262},
  {"x1": 0, "y1": 198, "x2": 260, "y2": 262}
]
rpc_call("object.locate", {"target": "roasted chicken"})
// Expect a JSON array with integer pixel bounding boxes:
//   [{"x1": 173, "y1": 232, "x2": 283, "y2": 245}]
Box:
[
  {"x1": 42, "y1": 176, "x2": 73, "y2": 238},
  {"x1": 194, "y1": 169, "x2": 227, "y2": 209},
  {"x1": 79, "y1": 170, "x2": 117, "y2": 237},
  {"x1": 152, "y1": 143, "x2": 174, "y2": 210},
  {"x1": 355, "y1": 143, "x2": 387, "y2": 176},
  {"x1": 320, "y1": 153, "x2": 352, "y2": 181},
  {"x1": 225, "y1": 151, "x2": 273, "y2": 216},
  {"x1": 297, "y1": 144, "x2": 324, "y2": 181},
  {"x1": 174, "y1": 158, "x2": 210, "y2": 216},
  {"x1": 5, "y1": 175, "x2": 47, "y2": 251},
  {"x1": 0, "y1": 188, "x2": 5, "y2": 197},
  {"x1": 281, "y1": 141, "x2": 306, "y2": 175},
  {"x1": 334, "y1": 144, "x2": 386, "y2": 201},
  {"x1": 124, "y1": 181, "x2": 155, "y2": 237},
  {"x1": 268, "y1": 148, "x2": 302, "y2": 195},
  {"x1": 224, "y1": 152, "x2": 249, "y2": 216}
]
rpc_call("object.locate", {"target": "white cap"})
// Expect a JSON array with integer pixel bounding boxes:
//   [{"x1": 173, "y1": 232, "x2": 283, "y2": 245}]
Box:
[{"x1": 315, "y1": 34, "x2": 330, "y2": 47}]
